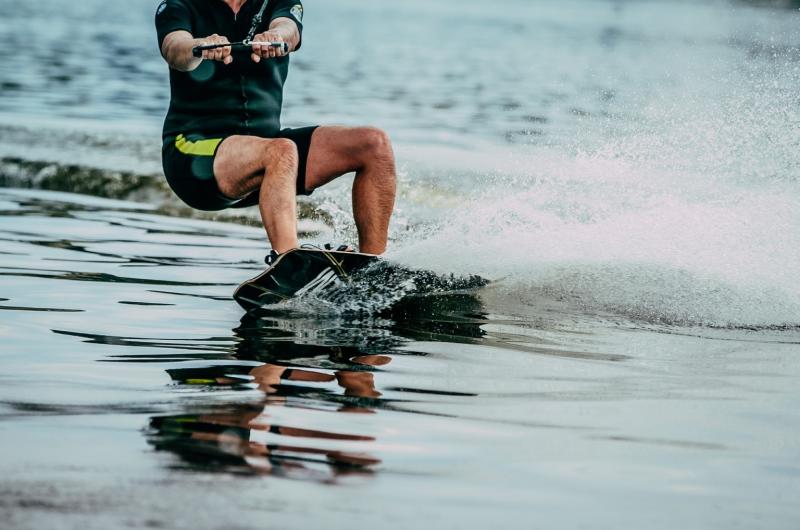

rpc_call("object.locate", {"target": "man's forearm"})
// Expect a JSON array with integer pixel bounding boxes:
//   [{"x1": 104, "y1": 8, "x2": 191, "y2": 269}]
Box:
[
  {"x1": 268, "y1": 18, "x2": 301, "y2": 52},
  {"x1": 161, "y1": 31, "x2": 204, "y2": 72}
]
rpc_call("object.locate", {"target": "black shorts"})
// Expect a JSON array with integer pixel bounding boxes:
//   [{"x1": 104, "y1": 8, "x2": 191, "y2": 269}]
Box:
[{"x1": 161, "y1": 126, "x2": 319, "y2": 211}]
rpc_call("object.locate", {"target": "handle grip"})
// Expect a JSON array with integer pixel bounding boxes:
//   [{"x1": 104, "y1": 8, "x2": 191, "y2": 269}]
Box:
[{"x1": 192, "y1": 41, "x2": 289, "y2": 58}]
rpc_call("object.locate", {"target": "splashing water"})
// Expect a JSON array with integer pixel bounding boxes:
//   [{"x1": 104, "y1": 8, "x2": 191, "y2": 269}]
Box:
[{"x1": 387, "y1": 60, "x2": 800, "y2": 328}]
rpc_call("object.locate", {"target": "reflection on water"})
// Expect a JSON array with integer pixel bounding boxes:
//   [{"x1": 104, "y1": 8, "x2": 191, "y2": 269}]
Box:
[
  {"x1": 149, "y1": 405, "x2": 381, "y2": 480},
  {"x1": 134, "y1": 287, "x2": 490, "y2": 479},
  {"x1": 151, "y1": 350, "x2": 392, "y2": 478}
]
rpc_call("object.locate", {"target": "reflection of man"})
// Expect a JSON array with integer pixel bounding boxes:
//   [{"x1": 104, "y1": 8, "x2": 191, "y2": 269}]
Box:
[
  {"x1": 154, "y1": 356, "x2": 391, "y2": 474},
  {"x1": 149, "y1": 407, "x2": 381, "y2": 476},
  {"x1": 250, "y1": 355, "x2": 390, "y2": 401},
  {"x1": 155, "y1": 0, "x2": 396, "y2": 258}
]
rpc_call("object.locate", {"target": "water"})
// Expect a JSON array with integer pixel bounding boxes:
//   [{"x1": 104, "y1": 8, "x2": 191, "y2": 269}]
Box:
[{"x1": 1, "y1": 0, "x2": 800, "y2": 528}]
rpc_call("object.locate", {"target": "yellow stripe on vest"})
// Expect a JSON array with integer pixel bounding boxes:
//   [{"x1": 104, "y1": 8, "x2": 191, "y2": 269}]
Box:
[{"x1": 175, "y1": 134, "x2": 223, "y2": 157}]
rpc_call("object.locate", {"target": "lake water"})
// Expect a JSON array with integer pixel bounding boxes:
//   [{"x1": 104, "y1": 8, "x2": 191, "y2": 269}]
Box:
[{"x1": 1, "y1": 0, "x2": 799, "y2": 528}]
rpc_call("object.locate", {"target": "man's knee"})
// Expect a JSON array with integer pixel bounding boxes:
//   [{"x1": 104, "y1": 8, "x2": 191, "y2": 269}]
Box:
[
  {"x1": 359, "y1": 127, "x2": 392, "y2": 157},
  {"x1": 267, "y1": 138, "x2": 299, "y2": 165},
  {"x1": 263, "y1": 138, "x2": 299, "y2": 178}
]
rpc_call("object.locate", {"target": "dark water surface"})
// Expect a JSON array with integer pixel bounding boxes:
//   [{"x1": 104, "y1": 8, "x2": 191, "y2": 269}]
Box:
[{"x1": 1, "y1": 188, "x2": 798, "y2": 529}]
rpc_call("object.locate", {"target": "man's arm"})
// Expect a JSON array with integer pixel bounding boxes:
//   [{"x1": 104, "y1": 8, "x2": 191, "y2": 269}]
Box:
[
  {"x1": 161, "y1": 30, "x2": 233, "y2": 71},
  {"x1": 156, "y1": 1, "x2": 232, "y2": 71},
  {"x1": 250, "y1": 18, "x2": 300, "y2": 63},
  {"x1": 162, "y1": 18, "x2": 297, "y2": 70}
]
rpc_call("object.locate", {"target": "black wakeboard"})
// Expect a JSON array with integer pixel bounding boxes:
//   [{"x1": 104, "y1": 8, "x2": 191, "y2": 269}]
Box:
[{"x1": 234, "y1": 248, "x2": 378, "y2": 311}]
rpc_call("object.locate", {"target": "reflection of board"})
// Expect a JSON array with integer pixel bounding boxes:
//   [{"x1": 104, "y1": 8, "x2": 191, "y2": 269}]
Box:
[{"x1": 234, "y1": 248, "x2": 378, "y2": 311}]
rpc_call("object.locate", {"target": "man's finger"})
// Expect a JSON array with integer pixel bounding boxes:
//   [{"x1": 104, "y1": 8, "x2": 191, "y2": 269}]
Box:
[{"x1": 251, "y1": 52, "x2": 261, "y2": 63}]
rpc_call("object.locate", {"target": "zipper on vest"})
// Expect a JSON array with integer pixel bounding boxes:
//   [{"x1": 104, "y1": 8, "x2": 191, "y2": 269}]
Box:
[{"x1": 241, "y1": 73, "x2": 249, "y2": 133}]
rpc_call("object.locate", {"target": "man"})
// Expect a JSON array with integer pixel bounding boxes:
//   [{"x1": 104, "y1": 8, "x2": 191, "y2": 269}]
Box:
[{"x1": 155, "y1": 0, "x2": 396, "y2": 258}]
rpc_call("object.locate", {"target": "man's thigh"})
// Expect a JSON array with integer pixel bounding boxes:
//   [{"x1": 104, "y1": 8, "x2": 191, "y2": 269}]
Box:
[
  {"x1": 214, "y1": 131, "x2": 310, "y2": 199},
  {"x1": 304, "y1": 126, "x2": 382, "y2": 192},
  {"x1": 214, "y1": 135, "x2": 293, "y2": 199}
]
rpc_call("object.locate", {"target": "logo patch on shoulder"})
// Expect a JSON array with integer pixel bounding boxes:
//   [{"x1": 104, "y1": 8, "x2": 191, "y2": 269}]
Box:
[
  {"x1": 156, "y1": 1, "x2": 167, "y2": 16},
  {"x1": 290, "y1": 4, "x2": 303, "y2": 22}
]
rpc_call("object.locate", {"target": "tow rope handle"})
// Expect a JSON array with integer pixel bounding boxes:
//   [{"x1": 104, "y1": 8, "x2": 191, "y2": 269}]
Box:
[{"x1": 192, "y1": 41, "x2": 289, "y2": 58}]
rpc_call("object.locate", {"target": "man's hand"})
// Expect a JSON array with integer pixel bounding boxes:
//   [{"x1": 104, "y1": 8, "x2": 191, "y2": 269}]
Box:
[
  {"x1": 250, "y1": 17, "x2": 300, "y2": 63},
  {"x1": 250, "y1": 31, "x2": 287, "y2": 63},
  {"x1": 199, "y1": 34, "x2": 233, "y2": 64}
]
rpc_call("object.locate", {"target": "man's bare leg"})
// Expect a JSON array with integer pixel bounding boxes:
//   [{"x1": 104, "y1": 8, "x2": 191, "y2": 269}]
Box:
[
  {"x1": 213, "y1": 135, "x2": 300, "y2": 253},
  {"x1": 305, "y1": 126, "x2": 397, "y2": 254}
]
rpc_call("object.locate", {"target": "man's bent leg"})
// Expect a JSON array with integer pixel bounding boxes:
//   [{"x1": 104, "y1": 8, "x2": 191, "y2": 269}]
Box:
[
  {"x1": 304, "y1": 126, "x2": 397, "y2": 255},
  {"x1": 214, "y1": 135, "x2": 300, "y2": 253}
]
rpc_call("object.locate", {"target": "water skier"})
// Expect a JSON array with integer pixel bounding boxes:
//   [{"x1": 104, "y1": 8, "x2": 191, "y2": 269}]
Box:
[{"x1": 156, "y1": 0, "x2": 397, "y2": 261}]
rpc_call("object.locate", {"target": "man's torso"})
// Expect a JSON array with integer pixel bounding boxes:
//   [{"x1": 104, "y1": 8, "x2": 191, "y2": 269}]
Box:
[{"x1": 156, "y1": 0, "x2": 301, "y2": 141}]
